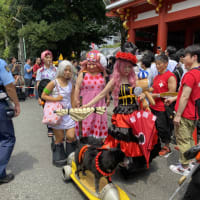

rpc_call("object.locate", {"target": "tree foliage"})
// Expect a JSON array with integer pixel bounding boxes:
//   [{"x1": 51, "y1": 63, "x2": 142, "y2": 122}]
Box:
[
  {"x1": 0, "y1": 0, "x2": 19, "y2": 60},
  {"x1": 0, "y1": 0, "x2": 121, "y2": 60}
]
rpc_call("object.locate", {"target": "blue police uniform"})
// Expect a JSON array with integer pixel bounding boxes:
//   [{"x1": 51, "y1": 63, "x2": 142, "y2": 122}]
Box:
[{"x1": 0, "y1": 59, "x2": 15, "y2": 179}]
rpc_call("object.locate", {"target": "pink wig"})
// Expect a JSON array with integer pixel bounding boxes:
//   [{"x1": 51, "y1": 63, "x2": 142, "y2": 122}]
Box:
[
  {"x1": 41, "y1": 50, "x2": 53, "y2": 61},
  {"x1": 41, "y1": 50, "x2": 53, "y2": 64},
  {"x1": 80, "y1": 60, "x2": 104, "y2": 72},
  {"x1": 112, "y1": 59, "x2": 136, "y2": 106},
  {"x1": 80, "y1": 50, "x2": 107, "y2": 72}
]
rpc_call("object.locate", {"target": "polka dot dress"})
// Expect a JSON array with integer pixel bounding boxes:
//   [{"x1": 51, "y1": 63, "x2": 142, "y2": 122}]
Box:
[{"x1": 76, "y1": 72, "x2": 108, "y2": 139}]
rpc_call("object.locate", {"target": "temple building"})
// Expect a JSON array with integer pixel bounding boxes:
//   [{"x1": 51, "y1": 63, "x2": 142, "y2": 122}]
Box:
[{"x1": 104, "y1": 0, "x2": 200, "y2": 51}]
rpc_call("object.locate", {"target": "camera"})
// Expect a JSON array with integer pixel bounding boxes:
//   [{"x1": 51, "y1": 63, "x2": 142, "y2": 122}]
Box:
[
  {"x1": 5, "y1": 97, "x2": 15, "y2": 118},
  {"x1": 0, "y1": 93, "x2": 15, "y2": 118},
  {"x1": 16, "y1": 61, "x2": 22, "y2": 65},
  {"x1": 5, "y1": 98, "x2": 15, "y2": 118}
]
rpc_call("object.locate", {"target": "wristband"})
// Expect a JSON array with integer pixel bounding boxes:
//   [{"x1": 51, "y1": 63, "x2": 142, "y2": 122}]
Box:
[{"x1": 43, "y1": 88, "x2": 51, "y2": 95}]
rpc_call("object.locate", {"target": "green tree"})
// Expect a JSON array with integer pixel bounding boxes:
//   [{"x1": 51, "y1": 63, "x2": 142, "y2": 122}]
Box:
[
  {"x1": 10, "y1": 0, "x2": 119, "y2": 59},
  {"x1": 0, "y1": 0, "x2": 18, "y2": 60}
]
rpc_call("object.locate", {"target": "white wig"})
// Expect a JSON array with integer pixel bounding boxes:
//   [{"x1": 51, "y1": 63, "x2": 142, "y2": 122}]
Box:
[{"x1": 56, "y1": 60, "x2": 73, "y2": 78}]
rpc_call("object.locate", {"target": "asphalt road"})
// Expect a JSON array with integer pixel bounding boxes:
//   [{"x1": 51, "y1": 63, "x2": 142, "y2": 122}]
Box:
[{"x1": 0, "y1": 99, "x2": 183, "y2": 200}]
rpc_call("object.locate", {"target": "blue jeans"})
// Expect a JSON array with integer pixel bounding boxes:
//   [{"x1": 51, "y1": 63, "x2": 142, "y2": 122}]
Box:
[{"x1": 0, "y1": 101, "x2": 15, "y2": 178}]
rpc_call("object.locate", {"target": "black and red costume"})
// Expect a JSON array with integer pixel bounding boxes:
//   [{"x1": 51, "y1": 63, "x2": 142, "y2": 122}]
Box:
[{"x1": 104, "y1": 84, "x2": 160, "y2": 173}]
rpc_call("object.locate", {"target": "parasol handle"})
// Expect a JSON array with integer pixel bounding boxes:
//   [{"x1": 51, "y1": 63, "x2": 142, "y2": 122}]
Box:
[
  {"x1": 79, "y1": 96, "x2": 83, "y2": 140},
  {"x1": 144, "y1": 91, "x2": 155, "y2": 105},
  {"x1": 134, "y1": 87, "x2": 143, "y2": 110}
]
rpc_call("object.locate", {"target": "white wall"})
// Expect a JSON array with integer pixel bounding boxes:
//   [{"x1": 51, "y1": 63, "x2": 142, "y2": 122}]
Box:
[
  {"x1": 135, "y1": 10, "x2": 159, "y2": 21},
  {"x1": 168, "y1": 0, "x2": 200, "y2": 13}
]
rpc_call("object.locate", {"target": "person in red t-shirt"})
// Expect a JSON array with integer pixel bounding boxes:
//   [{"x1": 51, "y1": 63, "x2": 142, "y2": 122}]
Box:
[
  {"x1": 166, "y1": 45, "x2": 200, "y2": 176},
  {"x1": 150, "y1": 54, "x2": 177, "y2": 156},
  {"x1": 32, "y1": 57, "x2": 41, "y2": 99}
]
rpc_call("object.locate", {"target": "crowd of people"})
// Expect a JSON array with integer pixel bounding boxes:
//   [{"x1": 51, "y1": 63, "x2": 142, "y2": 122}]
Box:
[{"x1": 0, "y1": 43, "x2": 200, "y2": 199}]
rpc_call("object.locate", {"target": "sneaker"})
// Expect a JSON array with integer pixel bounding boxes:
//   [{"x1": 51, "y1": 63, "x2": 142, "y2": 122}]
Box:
[
  {"x1": 189, "y1": 160, "x2": 196, "y2": 169},
  {"x1": 159, "y1": 146, "x2": 171, "y2": 156},
  {"x1": 169, "y1": 164, "x2": 191, "y2": 176},
  {"x1": 174, "y1": 146, "x2": 179, "y2": 151}
]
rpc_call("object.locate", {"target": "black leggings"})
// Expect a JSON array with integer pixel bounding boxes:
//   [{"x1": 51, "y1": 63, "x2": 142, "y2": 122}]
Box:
[{"x1": 151, "y1": 109, "x2": 171, "y2": 144}]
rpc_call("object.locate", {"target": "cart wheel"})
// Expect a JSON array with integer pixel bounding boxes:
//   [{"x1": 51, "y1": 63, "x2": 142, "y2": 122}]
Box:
[
  {"x1": 62, "y1": 165, "x2": 72, "y2": 181},
  {"x1": 99, "y1": 183, "x2": 120, "y2": 200},
  {"x1": 67, "y1": 152, "x2": 75, "y2": 166}
]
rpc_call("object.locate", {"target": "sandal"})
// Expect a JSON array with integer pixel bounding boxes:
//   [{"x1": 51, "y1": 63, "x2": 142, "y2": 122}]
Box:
[
  {"x1": 159, "y1": 146, "x2": 171, "y2": 156},
  {"x1": 174, "y1": 146, "x2": 179, "y2": 151}
]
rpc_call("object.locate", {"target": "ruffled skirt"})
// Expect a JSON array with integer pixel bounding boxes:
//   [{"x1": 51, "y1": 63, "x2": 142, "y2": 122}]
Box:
[{"x1": 104, "y1": 104, "x2": 160, "y2": 167}]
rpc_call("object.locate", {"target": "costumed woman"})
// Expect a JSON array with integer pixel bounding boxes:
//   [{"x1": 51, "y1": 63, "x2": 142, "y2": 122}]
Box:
[
  {"x1": 74, "y1": 50, "x2": 109, "y2": 141},
  {"x1": 36, "y1": 50, "x2": 57, "y2": 137},
  {"x1": 41, "y1": 60, "x2": 76, "y2": 167},
  {"x1": 83, "y1": 51, "x2": 160, "y2": 174}
]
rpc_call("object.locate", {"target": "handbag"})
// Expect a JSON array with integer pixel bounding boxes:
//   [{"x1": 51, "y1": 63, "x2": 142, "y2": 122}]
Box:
[
  {"x1": 42, "y1": 80, "x2": 62, "y2": 126},
  {"x1": 42, "y1": 101, "x2": 62, "y2": 125}
]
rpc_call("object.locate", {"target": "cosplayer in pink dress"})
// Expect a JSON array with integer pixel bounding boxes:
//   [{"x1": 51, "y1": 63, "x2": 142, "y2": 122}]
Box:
[
  {"x1": 75, "y1": 50, "x2": 109, "y2": 139},
  {"x1": 78, "y1": 72, "x2": 107, "y2": 138}
]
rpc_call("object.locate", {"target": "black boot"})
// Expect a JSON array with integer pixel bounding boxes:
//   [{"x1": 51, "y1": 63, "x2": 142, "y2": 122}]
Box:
[
  {"x1": 52, "y1": 143, "x2": 67, "y2": 167},
  {"x1": 65, "y1": 141, "x2": 77, "y2": 158}
]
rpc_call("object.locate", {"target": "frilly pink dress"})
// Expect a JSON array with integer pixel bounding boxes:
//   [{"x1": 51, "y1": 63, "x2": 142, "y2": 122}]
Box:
[{"x1": 76, "y1": 72, "x2": 108, "y2": 139}]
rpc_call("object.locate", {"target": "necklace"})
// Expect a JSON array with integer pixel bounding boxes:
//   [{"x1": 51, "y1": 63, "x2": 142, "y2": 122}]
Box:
[{"x1": 95, "y1": 151, "x2": 115, "y2": 182}]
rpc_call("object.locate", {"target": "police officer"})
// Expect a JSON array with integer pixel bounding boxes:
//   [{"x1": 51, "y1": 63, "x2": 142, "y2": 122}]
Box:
[{"x1": 0, "y1": 58, "x2": 20, "y2": 184}]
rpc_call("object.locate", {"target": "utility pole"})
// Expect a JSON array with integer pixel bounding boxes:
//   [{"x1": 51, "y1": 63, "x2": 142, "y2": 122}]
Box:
[{"x1": 12, "y1": 17, "x2": 26, "y2": 65}]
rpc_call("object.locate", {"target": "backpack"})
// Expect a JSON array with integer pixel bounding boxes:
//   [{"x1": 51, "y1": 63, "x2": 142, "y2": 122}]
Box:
[
  {"x1": 173, "y1": 64, "x2": 184, "y2": 91},
  {"x1": 38, "y1": 79, "x2": 51, "y2": 99},
  {"x1": 195, "y1": 99, "x2": 200, "y2": 119},
  {"x1": 193, "y1": 66, "x2": 200, "y2": 120}
]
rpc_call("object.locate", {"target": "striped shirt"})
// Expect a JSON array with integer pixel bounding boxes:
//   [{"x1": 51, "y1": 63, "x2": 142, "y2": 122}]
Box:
[{"x1": 36, "y1": 65, "x2": 57, "y2": 81}]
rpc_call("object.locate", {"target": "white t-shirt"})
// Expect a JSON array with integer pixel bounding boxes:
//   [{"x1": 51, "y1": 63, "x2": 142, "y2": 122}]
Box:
[
  {"x1": 146, "y1": 68, "x2": 154, "y2": 87},
  {"x1": 150, "y1": 62, "x2": 158, "y2": 79},
  {"x1": 180, "y1": 63, "x2": 187, "y2": 81},
  {"x1": 167, "y1": 59, "x2": 177, "y2": 72}
]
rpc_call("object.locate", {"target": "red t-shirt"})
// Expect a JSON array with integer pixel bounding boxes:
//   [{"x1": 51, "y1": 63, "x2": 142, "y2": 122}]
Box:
[
  {"x1": 150, "y1": 71, "x2": 176, "y2": 111},
  {"x1": 32, "y1": 64, "x2": 41, "y2": 78},
  {"x1": 175, "y1": 68, "x2": 200, "y2": 120}
]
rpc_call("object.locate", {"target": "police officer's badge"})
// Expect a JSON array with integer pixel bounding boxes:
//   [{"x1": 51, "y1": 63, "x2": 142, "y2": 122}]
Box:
[{"x1": 5, "y1": 65, "x2": 10, "y2": 72}]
